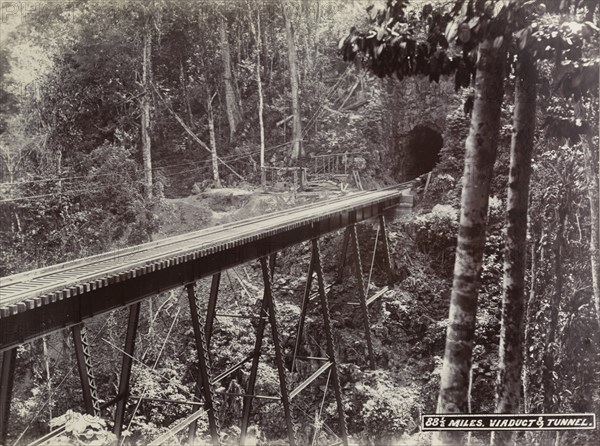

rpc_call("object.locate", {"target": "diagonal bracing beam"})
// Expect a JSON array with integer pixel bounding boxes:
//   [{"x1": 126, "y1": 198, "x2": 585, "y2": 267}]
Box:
[
  {"x1": 147, "y1": 409, "x2": 205, "y2": 446},
  {"x1": 186, "y1": 282, "x2": 221, "y2": 446},
  {"x1": 211, "y1": 355, "x2": 253, "y2": 386},
  {"x1": 72, "y1": 323, "x2": 101, "y2": 416},
  {"x1": 113, "y1": 302, "x2": 141, "y2": 437},
  {"x1": 289, "y1": 362, "x2": 332, "y2": 400}
]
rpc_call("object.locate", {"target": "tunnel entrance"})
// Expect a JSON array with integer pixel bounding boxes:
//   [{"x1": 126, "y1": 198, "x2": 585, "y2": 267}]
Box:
[{"x1": 403, "y1": 125, "x2": 443, "y2": 179}]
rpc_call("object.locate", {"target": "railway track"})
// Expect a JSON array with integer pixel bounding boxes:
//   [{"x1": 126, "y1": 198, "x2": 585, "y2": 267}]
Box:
[{"x1": 0, "y1": 185, "x2": 412, "y2": 316}]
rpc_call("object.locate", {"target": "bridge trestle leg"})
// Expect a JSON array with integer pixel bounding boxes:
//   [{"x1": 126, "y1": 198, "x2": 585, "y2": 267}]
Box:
[
  {"x1": 186, "y1": 283, "x2": 221, "y2": 446},
  {"x1": 312, "y1": 238, "x2": 349, "y2": 446},
  {"x1": 240, "y1": 272, "x2": 270, "y2": 444},
  {"x1": 113, "y1": 302, "x2": 141, "y2": 438},
  {"x1": 240, "y1": 254, "x2": 296, "y2": 446},
  {"x1": 379, "y1": 215, "x2": 394, "y2": 286},
  {"x1": 336, "y1": 227, "x2": 351, "y2": 284},
  {"x1": 0, "y1": 347, "x2": 17, "y2": 445},
  {"x1": 350, "y1": 224, "x2": 376, "y2": 369},
  {"x1": 260, "y1": 257, "x2": 296, "y2": 446},
  {"x1": 72, "y1": 324, "x2": 101, "y2": 416},
  {"x1": 291, "y1": 247, "x2": 315, "y2": 373},
  {"x1": 268, "y1": 252, "x2": 277, "y2": 279},
  {"x1": 205, "y1": 272, "x2": 221, "y2": 350}
]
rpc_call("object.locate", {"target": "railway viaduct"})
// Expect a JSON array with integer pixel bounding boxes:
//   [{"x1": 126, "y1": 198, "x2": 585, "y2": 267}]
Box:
[{"x1": 0, "y1": 184, "x2": 414, "y2": 446}]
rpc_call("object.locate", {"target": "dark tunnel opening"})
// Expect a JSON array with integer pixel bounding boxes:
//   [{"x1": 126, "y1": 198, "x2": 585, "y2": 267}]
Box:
[{"x1": 405, "y1": 125, "x2": 443, "y2": 179}]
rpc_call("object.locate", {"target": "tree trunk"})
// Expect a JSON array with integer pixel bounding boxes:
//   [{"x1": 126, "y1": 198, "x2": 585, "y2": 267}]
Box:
[
  {"x1": 179, "y1": 59, "x2": 194, "y2": 151},
  {"x1": 537, "y1": 206, "x2": 565, "y2": 446},
  {"x1": 154, "y1": 85, "x2": 245, "y2": 182},
  {"x1": 543, "y1": 207, "x2": 566, "y2": 414},
  {"x1": 42, "y1": 337, "x2": 52, "y2": 421},
  {"x1": 314, "y1": 0, "x2": 320, "y2": 69},
  {"x1": 523, "y1": 233, "x2": 538, "y2": 414},
  {"x1": 207, "y1": 92, "x2": 221, "y2": 188},
  {"x1": 179, "y1": 59, "x2": 194, "y2": 128},
  {"x1": 492, "y1": 51, "x2": 536, "y2": 446},
  {"x1": 219, "y1": 17, "x2": 242, "y2": 141},
  {"x1": 56, "y1": 150, "x2": 62, "y2": 194},
  {"x1": 521, "y1": 241, "x2": 537, "y2": 413},
  {"x1": 582, "y1": 135, "x2": 600, "y2": 326},
  {"x1": 256, "y1": 13, "x2": 266, "y2": 187},
  {"x1": 283, "y1": 4, "x2": 303, "y2": 160},
  {"x1": 141, "y1": 20, "x2": 153, "y2": 199},
  {"x1": 523, "y1": 229, "x2": 542, "y2": 446},
  {"x1": 436, "y1": 38, "x2": 505, "y2": 446},
  {"x1": 148, "y1": 296, "x2": 154, "y2": 337},
  {"x1": 248, "y1": 9, "x2": 266, "y2": 186}
]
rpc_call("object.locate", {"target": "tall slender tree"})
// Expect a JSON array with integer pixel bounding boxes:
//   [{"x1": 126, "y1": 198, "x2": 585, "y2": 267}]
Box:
[
  {"x1": 283, "y1": 2, "x2": 303, "y2": 160},
  {"x1": 248, "y1": 3, "x2": 267, "y2": 186},
  {"x1": 492, "y1": 49, "x2": 536, "y2": 446},
  {"x1": 141, "y1": 14, "x2": 153, "y2": 199},
  {"x1": 206, "y1": 91, "x2": 221, "y2": 188},
  {"x1": 339, "y1": 7, "x2": 511, "y2": 444},
  {"x1": 219, "y1": 16, "x2": 242, "y2": 140},
  {"x1": 436, "y1": 34, "x2": 507, "y2": 445},
  {"x1": 340, "y1": 6, "x2": 598, "y2": 444},
  {"x1": 494, "y1": 11, "x2": 599, "y2": 444}
]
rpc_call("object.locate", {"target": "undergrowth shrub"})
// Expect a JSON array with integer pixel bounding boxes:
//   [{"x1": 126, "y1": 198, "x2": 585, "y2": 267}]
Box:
[
  {"x1": 346, "y1": 370, "x2": 420, "y2": 443},
  {"x1": 413, "y1": 204, "x2": 459, "y2": 256}
]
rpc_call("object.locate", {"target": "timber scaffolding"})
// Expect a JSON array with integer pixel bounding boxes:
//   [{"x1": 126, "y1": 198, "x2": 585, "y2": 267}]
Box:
[
  {"x1": 0, "y1": 183, "x2": 414, "y2": 446},
  {"x1": 259, "y1": 151, "x2": 371, "y2": 192},
  {"x1": 310, "y1": 151, "x2": 368, "y2": 180}
]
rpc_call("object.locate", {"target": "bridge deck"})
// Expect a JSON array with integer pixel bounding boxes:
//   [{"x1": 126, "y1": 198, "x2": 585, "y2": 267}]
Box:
[{"x1": 0, "y1": 186, "x2": 413, "y2": 352}]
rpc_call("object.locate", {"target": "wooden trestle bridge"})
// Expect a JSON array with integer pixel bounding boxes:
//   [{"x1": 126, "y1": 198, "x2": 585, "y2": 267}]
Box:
[{"x1": 0, "y1": 184, "x2": 414, "y2": 446}]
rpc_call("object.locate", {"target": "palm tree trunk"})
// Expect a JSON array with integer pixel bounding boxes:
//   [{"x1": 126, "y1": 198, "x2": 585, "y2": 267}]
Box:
[
  {"x1": 436, "y1": 37, "x2": 506, "y2": 446},
  {"x1": 492, "y1": 51, "x2": 537, "y2": 446}
]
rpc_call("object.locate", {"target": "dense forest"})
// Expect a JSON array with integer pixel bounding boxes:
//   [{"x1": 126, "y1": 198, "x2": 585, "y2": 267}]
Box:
[{"x1": 0, "y1": 0, "x2": 599, "y2": 445}]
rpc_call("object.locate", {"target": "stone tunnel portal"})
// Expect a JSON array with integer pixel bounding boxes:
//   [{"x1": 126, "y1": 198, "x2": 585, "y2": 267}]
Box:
[{"x1": 403, "y1": 125, "x2": 443, "y2": 180}]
